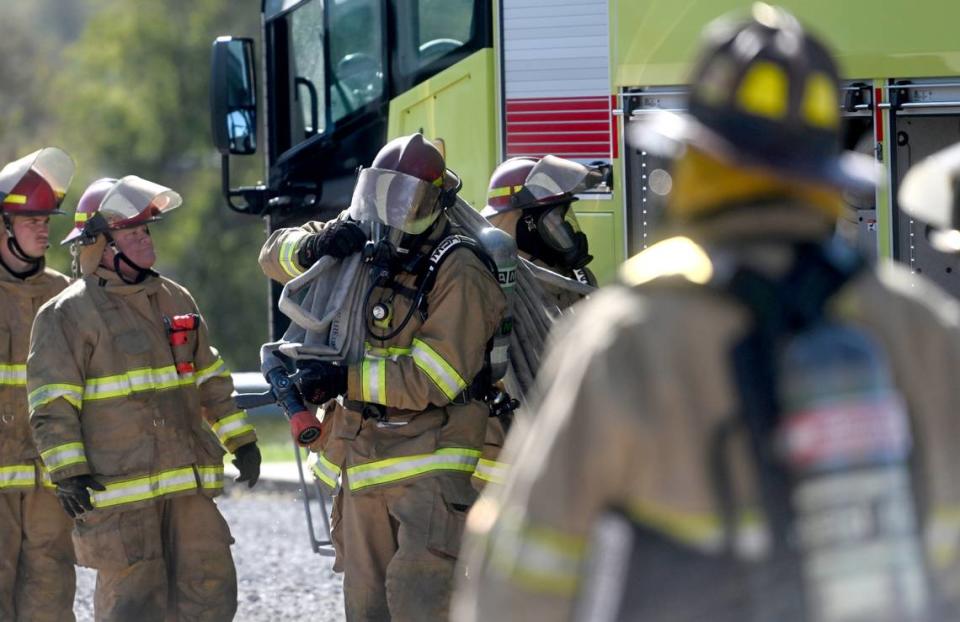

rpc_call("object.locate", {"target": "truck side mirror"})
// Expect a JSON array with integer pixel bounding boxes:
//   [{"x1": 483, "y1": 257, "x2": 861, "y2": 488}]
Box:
[{"x1": 210, "y1": 36, "x2": 258, "y2": 156}]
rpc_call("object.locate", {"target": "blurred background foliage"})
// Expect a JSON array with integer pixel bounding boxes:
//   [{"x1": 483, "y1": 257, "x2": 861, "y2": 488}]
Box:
[{"x1": 0, "y1": 0, "x2": 268, "y2": 370}]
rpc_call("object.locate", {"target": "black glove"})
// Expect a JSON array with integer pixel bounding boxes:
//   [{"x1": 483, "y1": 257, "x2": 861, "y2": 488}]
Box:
[
  {"x1": 232, "y1": 442, "x2": 261, "y2": 489},
  {"x1": 297, "y1": 360, "x2": 348, "y2": 404},
  {"x1": 56, "y1": 474, "x2": 106, "y2": 519},
  {"x1": 297, "y1": 220, "x2": 367, "y2": 267}
]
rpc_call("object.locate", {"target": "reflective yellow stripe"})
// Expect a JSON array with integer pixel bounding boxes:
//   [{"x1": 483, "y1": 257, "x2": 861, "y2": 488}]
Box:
[
  {"x1": 210, "y1": 412, "x2": 255, "y2": 445},
  {"x1": 347, "y1": 447, "x2": 480, "y2": 491},
  {"x1": 308, "y1": 452, "x2": 341, "y2": 490},
  {"x1": 84, "y1": 365, "x2": 194, "y2": 401},
  {"x1": 487, "y1": 184, "x2": 524, "y2": 200},
  {"x1": 74, "y1": 212, "x2": 90, "y2": 224},
  {"x1": 28, "y1": 383, "x2": 83, "y2": 410},
  {"x1": 411, "y1": 338, "x2": 466, "y2": 400},
  {"x1": 197, "y1": 465, "x2": 224, "y2": 491},
  {"x1": 195, "y1": 357, "x2": 230, "y2": 385},
  {"x1": 0, "y1": 464, "x2": 36, "y2": 490},
  {"x1": 91, "y1": 466, "x2": 198, "y2": 509},
  {"x1": 0, "y1": 364, "x2": 27, "y2": 386},
  {"x1": 364, "y1": 342, "x2": 412, "y2": 358},
  {"x1": 361, "y1": 357, "x2": 387, "y2": 404},
  {"x1": 491, "y1": 516, "x2": 586, "y2": 596},
  {"x1": 473, "y1": 458, "x2": 508, "y2": 485},
  {"x1": 278, "y1": 231, "x2": 307, "y2": 278},
  {"x1": 3, "y1": 194, "x2": 26, "y2": 205},
  {"x1": 39, "y1": 464, "x2": 55, "y2": 489},
  {"x1": 40, "y1": 442, "x2": 87, "y2": 472}
]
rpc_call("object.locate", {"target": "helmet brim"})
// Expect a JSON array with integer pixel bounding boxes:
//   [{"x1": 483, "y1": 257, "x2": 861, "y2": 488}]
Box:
[{"x1": 630, "y1": 110, "x2": 879, "y2": 196}]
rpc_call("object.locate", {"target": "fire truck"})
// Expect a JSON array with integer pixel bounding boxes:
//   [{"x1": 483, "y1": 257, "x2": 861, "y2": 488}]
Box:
[{"x1": 210, "y1": 0, "x2": 960, "y2": 339}]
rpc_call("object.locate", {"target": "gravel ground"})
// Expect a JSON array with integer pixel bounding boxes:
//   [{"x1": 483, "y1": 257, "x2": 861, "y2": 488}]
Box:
[{"x1": 73, "y1": 484, "x2": 345, "y2": 621}]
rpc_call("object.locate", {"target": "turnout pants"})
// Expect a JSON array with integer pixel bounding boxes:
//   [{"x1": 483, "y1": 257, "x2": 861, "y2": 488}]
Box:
[
  {"x1": 0, "y1": 487, "x2": 76, "y2": 622},
  {"x1": 73, "y1": 494, "x2": 237, "y2": 622},
  {"x1": 334, "y1": 473, "x2": 477, "y2": 622}
]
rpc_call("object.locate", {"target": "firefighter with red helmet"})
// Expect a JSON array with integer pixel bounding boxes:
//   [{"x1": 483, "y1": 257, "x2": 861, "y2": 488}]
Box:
[
  {"x1": 481, "y1": 155, "x2": 599, "y2": 306},
  {"x1": 472, "y1": 155, "x2": 602, "y2": 491},
  {"x1": 0, "y1": 148, "x2": 76, "y2": 622},
  {"x1": 28, "y1": 176, "x2": 260, "y2": 621},
  {"x1": 456, "y1": 5, "x2": 960, "y2": 621},
  {"x1": 259, "y1": 133, "x2": 506, "y2": 620}
]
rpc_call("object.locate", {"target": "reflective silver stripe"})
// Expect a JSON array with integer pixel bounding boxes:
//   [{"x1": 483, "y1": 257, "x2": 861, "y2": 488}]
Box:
[
  {"x1": 473, "y1": 458, "x2": 508, "y2": 485},
  {"x1": 91, "y1": 467, "x2": 198, "y2": 508},
  {"x1": 84, "y1": 366, "x2": 189, "y2": 400},
  {"x1": 195, "y1": 357, "x2": 229, "y2": 386},
  {"x1": 308, "y1": 452, "x2": 341, "y2": 491},
  {"x1": 348, "y1": 448, "x2": 480, "y2": 491},
  {"x1": 278, "y1": 231, "x2": 308, "y2": 278},
  {"x1": 197, "y1": 465, "x2": 224, "y2": 490},
  {"x1": 0, "y1": 464, "x2": 36, "y2": 489},
  {"x1": 0, "y1": 364, "x2": 26, "y2": 386},
  {"x1": 411, "y1": 339, "x2": 466, "y2": 400},
  {"x1": 28, "y1": 384, "x2": 83, "y2": 410},
  {"x1": 491, "y1": 517, "x2": 586, "y2": 595},
  {"x1": 211, "y1": 412, "x2": 255, "y2": 444},
  {"x1": 40, "y1": 442, "x2": 87, "y2": 472},
  {"x1": 364, "y1": 357, "x2": 385, "y2": 404}
]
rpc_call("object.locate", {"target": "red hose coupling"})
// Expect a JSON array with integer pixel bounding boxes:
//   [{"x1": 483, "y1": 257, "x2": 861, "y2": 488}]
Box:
[{"x1": 289, "y1": 410, "x2": 323, "y2": 447}]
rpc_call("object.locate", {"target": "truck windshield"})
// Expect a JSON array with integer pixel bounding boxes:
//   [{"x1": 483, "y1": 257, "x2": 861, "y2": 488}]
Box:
[{"x1": 287, "y1": 0, "x2": 384, "y2": 145}]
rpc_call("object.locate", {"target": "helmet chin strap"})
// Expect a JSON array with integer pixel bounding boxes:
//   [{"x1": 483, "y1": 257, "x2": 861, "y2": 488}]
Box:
[
  {"x1": 106, "y1": 235, "x2": 154, "y2": 284},
  {"x1": 2, "y1": 214, "x2": 42, "y2": 267}
]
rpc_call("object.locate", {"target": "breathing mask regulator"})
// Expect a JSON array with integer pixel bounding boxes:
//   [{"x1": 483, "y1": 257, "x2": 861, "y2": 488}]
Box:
[
  {"x1": 0, "y1": 148, "x2": 75, "y2": 271},
  {"x1": 516, "y1": 199, "x2": 592, "y2": 270},
  {"x1": 349, "y1": 165, "x2": 461, "y2": 341}
]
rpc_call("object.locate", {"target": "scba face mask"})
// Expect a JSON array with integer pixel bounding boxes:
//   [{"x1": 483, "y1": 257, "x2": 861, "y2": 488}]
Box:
[{"x1": 517, "y1": 202, "x2": 592, "y2": 269}]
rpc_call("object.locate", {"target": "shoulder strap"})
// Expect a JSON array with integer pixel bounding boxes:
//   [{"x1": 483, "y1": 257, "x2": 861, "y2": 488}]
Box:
[{"x1": 412, "y1": 233, "x2": 498, "y2": 315}]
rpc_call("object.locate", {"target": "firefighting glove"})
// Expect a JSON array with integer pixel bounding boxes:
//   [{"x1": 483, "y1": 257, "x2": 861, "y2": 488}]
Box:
[
  {"x1": 232, "y1": 442, "x2": 261, "y2": 489},
  {"x1": 56, "y1": 474, "x2": 106, "y2": 519},
  {"x1": 297, "y1": 220, "x2": 367, "y2": 267},
  {"x1": 297, "y1": 360, "x2": 348, "y2": 405}
]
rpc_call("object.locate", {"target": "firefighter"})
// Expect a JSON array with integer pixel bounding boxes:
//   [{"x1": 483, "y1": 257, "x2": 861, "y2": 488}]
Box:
[
  {"x1": 0, "y1": 148, "x2": 76, "y2": 622},
  {"x1": 454, "y1": 5, "x2": 960, "y2": 621},
  {"x1": 259, "y1": 133, "x2": 506, "y2": 621},
  {"x1": 472, "y1": 156, "x2": 600, "y2": 489},
  {"x1": 28, "y1": 176, "x2": 260, "y2": 622},
  {"x1": 481, "y1": 155, "x2": 598, "y2": 306}
]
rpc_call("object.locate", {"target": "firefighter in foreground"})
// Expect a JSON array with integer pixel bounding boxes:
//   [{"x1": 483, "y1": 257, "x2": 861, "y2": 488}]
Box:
[
  {"x1": 0, "y1": 148, "x2": 76, "y2": 621},
  {"x1": 455, "y1": 5, "x2": 960, "y2": 621},
  {"x1": 28, "y1": 176, "x2": 260, "y2": 622},
  {"x1": 259, "y1": 134, "x2": 506, "y2": 620},
  {"x1": 472, "y1": 155, "x2": 600, "y2": 489}
]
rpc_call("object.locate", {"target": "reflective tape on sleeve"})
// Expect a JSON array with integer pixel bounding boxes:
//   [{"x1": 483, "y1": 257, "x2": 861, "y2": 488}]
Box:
[
  {"x1": 195, "y1": 357, "x2": 230, "y2": 386},
  {"x1": 40, "y1": 442, "x2": 88, "y2": 472},
  {"x1": 91, "y1": 466, "x2": 198, "y2": 509},
  {"x1": 83, "y1": 366, "x2": 193, "y2": 401},
  {"x1": 278, "y1": 231, "x2": 308, "y2": 278},
  {"x1": 0, "y1": 364, "x2": 27, "y2": 386},
  {"x1": 28, "y1": 383, "x2": 83, "y2": 410},
  {"x1": 473, "y1": 458, "x2": 508, "y2": 485},
  {"x1": 197, "y1": 465, "x2": 224, "y2": 491},
  {"x1": 0, "y1": 464, "x2": 36, "y2": 490},
  {"x1": 211, "y1": 412, "x2": 255, "y2": 445},
  {"x1": 411, "y1": 339, "x2": 466, "y2": 400},
  {"x1": 361, "y1": 357, "x2": 387, "y2": 404},
  {"x1": 347, "y1": 447, "x2": 480, "y2": 491},
  {"x1": 308, "y1": 451, "x2": 341, "y2": 491},
  {"x1": 491, "y1": 517, "x2": 586, "y2": 596}
]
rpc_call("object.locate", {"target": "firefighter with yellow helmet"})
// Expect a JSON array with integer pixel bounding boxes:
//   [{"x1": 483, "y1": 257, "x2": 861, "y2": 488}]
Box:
[
  {"x1": 27, "y1": 176, "x2": 260, "y2": 621},
  {"x1": 259, "y1": 133, "x2": 506, "y2": 620},
  {"x1": 455, "y1": 5, "x2": 960, "y2": 621},
  {"x1": 0, "y1": 148, "x2": 76, "y2": 621}
]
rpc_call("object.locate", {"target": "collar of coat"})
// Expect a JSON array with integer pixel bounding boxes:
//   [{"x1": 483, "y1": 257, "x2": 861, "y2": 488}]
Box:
[{"x1": 91, "y1": 266, "x2": 162, "y2": 296}]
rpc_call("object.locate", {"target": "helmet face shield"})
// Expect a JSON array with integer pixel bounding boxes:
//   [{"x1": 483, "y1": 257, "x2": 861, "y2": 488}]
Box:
[
  {"x1": 0, "y1": 147, "x2": 75, "y2": 215},
  {"x1": 63, "y1": 175, "x2": 182, "y2": 245},
  {"x1": 347, "y1": 168, "x2": 442, "y2": 235},
  {"x1": 523, "y1": 155, "x2": 595, "y2": 204}
]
